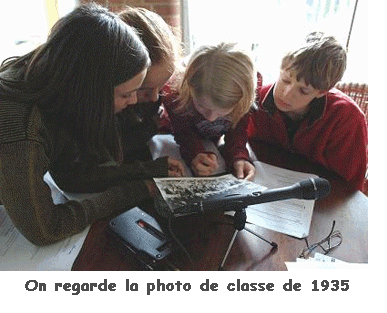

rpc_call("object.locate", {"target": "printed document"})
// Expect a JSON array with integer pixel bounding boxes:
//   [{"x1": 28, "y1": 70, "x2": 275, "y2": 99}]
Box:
[
  {"x1": 0, "y1": 205, "x2": 88, "y2": 270},
  {"x1": 150, "y1": 134, "x2": 318, "y2": 238},
  {"x1": 247, "y1": 161, "x2": 318, "y2": 238}
]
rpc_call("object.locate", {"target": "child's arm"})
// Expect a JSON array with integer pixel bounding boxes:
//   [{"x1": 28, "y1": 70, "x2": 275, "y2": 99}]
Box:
[
  {"x1": 162, "y1": 94, "x2": 208, "y2": 165},
  {"x1": 223, "y1": 113, "x2": 254, "y2": 175},
  {"x1": 323, "y1": 110, "x2": 367, "y2": 190},
  {"x1": 0, "y1": 141, "x2": 153, "y2": 245}
]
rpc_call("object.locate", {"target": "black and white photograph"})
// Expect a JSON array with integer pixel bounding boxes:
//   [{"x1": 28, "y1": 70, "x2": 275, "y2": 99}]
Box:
[{"x1": 154, "y1": 174, "x2": 264, "y2": 214}]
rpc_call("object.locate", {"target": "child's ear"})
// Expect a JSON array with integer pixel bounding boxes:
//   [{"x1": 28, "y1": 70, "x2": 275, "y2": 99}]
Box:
[{"x1": 316, "y1": 90, "x2": 328, "y2": 98}]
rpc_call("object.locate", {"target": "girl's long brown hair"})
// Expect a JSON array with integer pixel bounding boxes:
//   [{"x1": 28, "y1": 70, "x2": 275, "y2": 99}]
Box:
[{"x1": 0, "y1": 3, "x2": 150, "y2": 163}]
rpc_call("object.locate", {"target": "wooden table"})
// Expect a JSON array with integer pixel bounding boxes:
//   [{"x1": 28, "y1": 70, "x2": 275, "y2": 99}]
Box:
[{"x1": 71, "y1": 143, "x2": 368, "y2": 271}]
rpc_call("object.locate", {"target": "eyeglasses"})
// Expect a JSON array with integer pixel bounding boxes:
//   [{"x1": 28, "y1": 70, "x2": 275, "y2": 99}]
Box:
[{"x1": 299, "y1": 220, "x2": 343, "y2": 259}]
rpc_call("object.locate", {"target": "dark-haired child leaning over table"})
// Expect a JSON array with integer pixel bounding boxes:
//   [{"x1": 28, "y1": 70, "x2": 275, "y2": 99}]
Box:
[
  {"x1": 0, "y1": 4, "x2": 183, "y2": 246},
  {"x1": 247, "y1": 32, "x2": 367, "y2": 191}
]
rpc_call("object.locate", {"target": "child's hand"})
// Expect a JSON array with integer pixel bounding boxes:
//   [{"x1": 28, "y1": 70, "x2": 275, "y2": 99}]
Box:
[
  {"x1": 167, "y1": 157, "x2": 186, "y2": 177},
  {"x1": 233, "y1": 159, "x2": 256, "y2": 180},
  {"x1": 191, "y1": 153, "x2": 219, "y2": 176}
]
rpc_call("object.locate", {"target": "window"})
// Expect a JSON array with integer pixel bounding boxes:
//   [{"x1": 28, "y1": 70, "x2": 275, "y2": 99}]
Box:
[
  {"x1": 0, "y1": 0, "x2": 77, "y2": 64},
  {"x1": 183, "y1": 0, "x2": 367, "y2": 84}
]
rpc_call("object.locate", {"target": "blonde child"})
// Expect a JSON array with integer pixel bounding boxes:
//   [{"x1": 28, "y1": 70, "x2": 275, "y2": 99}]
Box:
[{"x1": 163, "y1": 43, "x2": 257, "y2": 179}]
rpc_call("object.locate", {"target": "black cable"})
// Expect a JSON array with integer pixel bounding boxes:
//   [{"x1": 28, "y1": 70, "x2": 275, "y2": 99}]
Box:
[{"x1": 167, "y1": 217, "x2": 195, "y2": 270}]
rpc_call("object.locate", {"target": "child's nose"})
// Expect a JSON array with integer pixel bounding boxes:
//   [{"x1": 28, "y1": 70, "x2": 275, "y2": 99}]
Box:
[
  {"x1": 150, "y1": 89, "x2": 159, "y2": 102},
  {"x1": 205, "y1": 111, "x2": 220, "y2": 122},
  {"x1": 283, "y1": 85, "x2": 294, "y2": 101},
  {"x1": 128, "y1": 93, "x2": 138, "y2": 105}
]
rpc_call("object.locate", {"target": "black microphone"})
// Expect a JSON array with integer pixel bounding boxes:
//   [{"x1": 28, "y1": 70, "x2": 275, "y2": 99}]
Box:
[{"x1": 173, "y1": 177, "x2": 330, "y2": 216}]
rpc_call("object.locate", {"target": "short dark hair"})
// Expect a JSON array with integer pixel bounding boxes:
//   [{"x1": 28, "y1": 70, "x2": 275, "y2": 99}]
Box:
[
  {"x1": 281, "y1": 32, "x2": 347, "y2": 91},
  {"x1": 0, "y1": 3, "x2": 150, "y2": 161}
]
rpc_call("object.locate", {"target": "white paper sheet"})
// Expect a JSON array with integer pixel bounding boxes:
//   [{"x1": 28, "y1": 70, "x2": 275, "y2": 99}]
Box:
[
  {"x1": 150, "y1": 134, "x2": 318, "y2": 238},
  {"x1": 246, "y1": 161, "x2": 318, "y2": 238},
  {"x1": 0, "y1": 205, "x2": 89, "y2": 271},
  {"x1": 284, "y1": 252, "x2": 368, "y2": 270}
]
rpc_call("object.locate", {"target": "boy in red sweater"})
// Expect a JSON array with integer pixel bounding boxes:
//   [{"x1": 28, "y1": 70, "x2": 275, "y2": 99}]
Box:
[{"x1": 248, "y1": 32, "x2": 367, "y2": 191}]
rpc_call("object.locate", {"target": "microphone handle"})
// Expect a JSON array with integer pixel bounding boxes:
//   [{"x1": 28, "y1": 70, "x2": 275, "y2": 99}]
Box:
[
  {"x1": 245, "y1": 184, "x2": 304, "y2": 205},
  {"x1": 195, "y1": 183, "x2": 305, "y2": 213}
]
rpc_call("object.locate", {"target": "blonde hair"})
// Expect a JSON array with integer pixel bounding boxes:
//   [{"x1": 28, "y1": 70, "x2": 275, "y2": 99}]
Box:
[
  {"x1": 177, "y1": 42, "x2": 256, "y2": 128},
  {"x1": 281, "y1": 32, "x2": 347, "y2": 91},
  {"x1": 119, "y1": 6, "x2": 181, "y2": 74}
]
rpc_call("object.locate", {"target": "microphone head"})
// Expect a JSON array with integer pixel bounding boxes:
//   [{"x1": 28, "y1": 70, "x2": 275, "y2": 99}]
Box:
[{"x1": 299, "y1": 178, "x2": 331, "y2": 200}]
